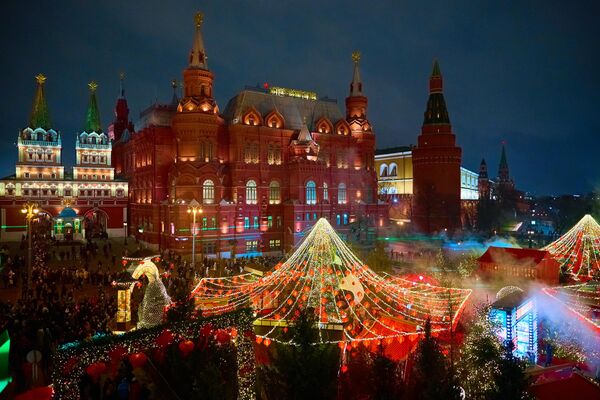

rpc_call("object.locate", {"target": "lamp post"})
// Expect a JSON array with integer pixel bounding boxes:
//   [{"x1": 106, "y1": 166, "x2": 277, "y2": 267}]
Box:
[
  {"x1": 527, "y1": 229, "x2": 535, "y2": 248},
  {"x1": 123, "y1": 221, "x2": 128, "y2": 245},
  {"x1": 187, "y1": 201, "x2": 203, "y2": 268},
  {"x1": 20, "y1": 202, "x2": 39, "y2": 298}
]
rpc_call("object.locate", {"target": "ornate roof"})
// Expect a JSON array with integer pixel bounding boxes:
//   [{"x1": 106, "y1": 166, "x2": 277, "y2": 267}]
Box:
[
  {"x1": 223, "y1": 88, "x2": 344, "y2": 130},
  {"x1": 423, "y1": 61, "x2": 450, "y2": 126},
  {"x1": 28, "y1": 74, "x2": 52, "y2": 130},
  {"x1": 84, "y1": 82, "x2": 102, "y2": 133}
]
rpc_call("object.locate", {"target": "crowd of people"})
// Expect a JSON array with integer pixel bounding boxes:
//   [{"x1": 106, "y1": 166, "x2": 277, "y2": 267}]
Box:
[{"x1": 0, "y1": 231, "x2": 280, "y2": 396}]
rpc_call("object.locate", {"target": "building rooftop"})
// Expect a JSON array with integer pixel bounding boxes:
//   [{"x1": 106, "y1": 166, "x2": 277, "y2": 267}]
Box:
[
  {"x1": 478, "y1": 246, "x2": 552, "y2": 266},
  {"x1": 375, "y1": 146, "x2": 412, "y2": 155},
  {"x1": 222, "y1": 86, "x2": 344, "y2": 130}
]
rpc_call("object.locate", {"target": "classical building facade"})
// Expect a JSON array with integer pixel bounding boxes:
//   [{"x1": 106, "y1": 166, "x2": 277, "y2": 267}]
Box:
[
  {"x1": 0, "y1": 76, "x2": 128, "y2": 241},
  {"x1": 114, "y1": 14, "x2": 387, "y2": 256}
]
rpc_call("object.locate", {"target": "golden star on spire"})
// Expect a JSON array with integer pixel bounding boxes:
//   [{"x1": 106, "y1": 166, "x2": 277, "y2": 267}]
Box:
[
  {"x1": 119, "y1": 71, "x2": 125, "y2": 81},
  {"x1": 171, "y1": 78, "x2": 178, "y2": 89},
  {"x1": 35, "y1": 73, "x2": 47, "y2": 85},
  {"x1": 195, "y1": 11, "x2": 204, "y2": 28},
  {"x1": 88, "y1": 81, "x2": 98, "y2": 92},
  {"x1": 352, "y1": 50, "x2": 361, "y2": 64}
]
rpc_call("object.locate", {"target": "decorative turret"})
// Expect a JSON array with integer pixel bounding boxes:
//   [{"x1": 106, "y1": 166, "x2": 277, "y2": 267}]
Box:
[
  {"x1": 345, "y1": 51, "x2": 371, "y2": 133},
  {"x1": 289, "y1": 118, "x2": 319, "y2": 161},
  {"x1": 412, "y1": 60, "x2": 462, "y2": 234},
  {"x1": 178, "y1": 12, "x2": 217, "y2": 114},
  {"x1": 17, "y1": 74, "x2": 63, "y2": 180},
  {"x1": 109, "y1": 72, "x2": 134, "y2": 142},
  {"x1": 84, "y1": 81, "x2": 102, "y2": 133},
  {"x1": 478, "y1": 159, "x2": 491, "y2": 200},
  {"x1": 29, "y1": 74, "x2": 52, "y2": 130},
  {"x1": 479, "y1": 158, "x2": 488, "y2": 179}
]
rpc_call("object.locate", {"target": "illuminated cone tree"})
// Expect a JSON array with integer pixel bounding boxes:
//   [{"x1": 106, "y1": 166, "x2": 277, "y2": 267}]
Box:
[
  {"x1": 543, "y1": 214, "x2": 600, "y2": 280},
  {"x1": 192, "y1": 218, "x2": 471, "y2": 347}
]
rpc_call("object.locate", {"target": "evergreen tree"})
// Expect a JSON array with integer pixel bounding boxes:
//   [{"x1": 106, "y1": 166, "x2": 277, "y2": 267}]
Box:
[
  {"x1": 411, "y1": 318, "x2": 460, "y2": 400},
  {"x1": 491, "y1": 344, "x2": 532, "y2": 400},
  {"x1": 372, "y1": 344, "x2": 404, "y2": 400},
  {"x1": 457, "y1": 306, "x2": 503, "y2": 399},
  {"x1": 260, "y1": 308, "x2": 339, "y2": 400}
]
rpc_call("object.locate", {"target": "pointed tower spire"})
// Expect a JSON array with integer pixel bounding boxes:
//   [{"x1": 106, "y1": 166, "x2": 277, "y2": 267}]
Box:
[
  {"x1": 170, "y1": 78, "x2": 179, "y2": 107},
  {"x1": 119, "y1": 71, "x2": 125, "y2": 98},
  {"x1": 479, "y1": 158, "x2": 488, "y2": 179},
  {"x1": 298, "y1": 117, "x2": 314, "y2": 142},
  {"x1": 85, "y1": 81, "x2": 102, "y2": 133},
  {"x1": 350, "y1": 50, "x2": 363, "y2": 96},
  {"x1": 189, "y1": 12, "x2": 208, "y2": 69},
  {"x1": 498, "y1": 143, "x2": 510, "y2": 182},
  {"x1": 423, "y1": 59, "x2": 450, "y2": 126},
  {"x1": 29, "y1": 74, "x2": 52, "y2": 130}
]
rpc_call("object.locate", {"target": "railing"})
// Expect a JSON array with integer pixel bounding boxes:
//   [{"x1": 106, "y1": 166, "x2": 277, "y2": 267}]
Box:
[
  {"x1": 76, "y1": 142, "x2": 111, "y2": 150},
  {"x1": 18, "y1": 139, "x2": 60, "y2": 147}
]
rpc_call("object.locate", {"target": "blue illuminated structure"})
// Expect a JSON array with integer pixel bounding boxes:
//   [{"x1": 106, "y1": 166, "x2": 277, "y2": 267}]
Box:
[{"x1": 490, "y1": 289, "x2": 538, "y2": 363}]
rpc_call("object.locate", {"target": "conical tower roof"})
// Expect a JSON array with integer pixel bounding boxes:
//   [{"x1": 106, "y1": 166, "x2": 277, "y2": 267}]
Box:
[
  {"x1": 350, "y1": 50, "x2": 363, "y2": 96},
  {"x1": 189, "y1": 11, "x2": 208, "y2": 69},
  {"x1": 28, "y1": 74, "x2": 52, "y2": 130},
  {"x1": 500, "y1": 144, "x2": 508, "y2": 169},
  {"x1": 423, "y1": 60, "x2": 450, "y2": 126},
  {"x1": 193, "y1": 218, "x2": 471, "y2": 346},
  {"x1": 84, "y1": 81, "x2": 102, "y2": 133},
  {"x1": 544, "y1": 214, "x2": 600, "y2": 279}
]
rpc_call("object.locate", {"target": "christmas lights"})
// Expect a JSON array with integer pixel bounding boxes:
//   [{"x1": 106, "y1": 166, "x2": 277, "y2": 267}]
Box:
[
  {"x1": 51, "y1": 309, "x2": 256, "y2": 400},
  {"x1": 192, "y1": 218, "x2": 472, "y2": 348},
  {"x1": 543, "y1": 214, "x2": 600, "y2": 280}
]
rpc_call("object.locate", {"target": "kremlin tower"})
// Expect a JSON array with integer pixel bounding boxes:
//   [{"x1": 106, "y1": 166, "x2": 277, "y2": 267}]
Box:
[
  {"x1": 412, "y1": 61, "x2": 462, "y2": 234},
  {"x1": 478, "y1": 158, "x2": 491, "y2": 200}
]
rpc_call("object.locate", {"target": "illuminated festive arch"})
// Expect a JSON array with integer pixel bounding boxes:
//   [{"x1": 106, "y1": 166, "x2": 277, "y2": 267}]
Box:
[
  {"x1": 192, "y1": 218, "x2": 471, "y2": 348},
  {"x1": 543, "y1": 214, "x2": 600, "y2": 280}
]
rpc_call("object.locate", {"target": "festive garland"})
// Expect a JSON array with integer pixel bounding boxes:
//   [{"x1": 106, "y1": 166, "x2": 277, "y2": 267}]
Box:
[
  {"x1": 52, "y1": 308, "x2": 256, "y2": 400},
  {"x1": 192, "y1": 218, "x2": 471, "y2": 347}
]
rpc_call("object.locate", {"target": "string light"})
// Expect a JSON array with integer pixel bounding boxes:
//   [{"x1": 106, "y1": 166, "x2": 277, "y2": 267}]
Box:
[
  {"x1": 543, "y1": 214, "x2": 600, "y2": 280},
  {"x1": 192, "y1": 218, "x2": 472, "y2": 349}
]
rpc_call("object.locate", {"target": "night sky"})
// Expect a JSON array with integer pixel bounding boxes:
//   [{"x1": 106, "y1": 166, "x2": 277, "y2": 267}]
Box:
[{"x1": 1, "y1": 0, "x2": 598, "y2": 196}]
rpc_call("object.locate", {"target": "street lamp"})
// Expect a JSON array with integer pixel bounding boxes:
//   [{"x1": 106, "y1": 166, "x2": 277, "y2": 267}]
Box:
[
  {"x1": 527, "y1": 229, "x2": 535, "y2": 249},
  {"x1": 187, "y1": 200, "x2": 203, "y2": 268},
  {"x1": 123, "y1": 221, "x2": 128, "y2": 245},
  {"x1": 21, "y1": 202, "x2": 39, "y2": 298}
]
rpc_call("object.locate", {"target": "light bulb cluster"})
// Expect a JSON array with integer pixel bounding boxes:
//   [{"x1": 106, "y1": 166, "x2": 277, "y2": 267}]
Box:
[
  {"x1": 544, "y1": 214, "x2": 600, "y2": 279},
  {"x1": 542, "y1": 282, "x2": 600, "y2": 333},
  {"x1": 192, "y1": 218, "x2": 472, "y2": 348}
]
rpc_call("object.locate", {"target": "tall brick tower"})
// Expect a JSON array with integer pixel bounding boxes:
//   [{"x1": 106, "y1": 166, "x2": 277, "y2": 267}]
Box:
[
  {"x1": 478, "y1": 158, "x2": 491, "y2": 200},
  {"x1": 412, "y1": 61, "x2": 462, "y2": 234}
]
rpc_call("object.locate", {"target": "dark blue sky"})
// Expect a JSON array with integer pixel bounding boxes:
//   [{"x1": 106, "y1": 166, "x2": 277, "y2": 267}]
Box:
[{"x1": 1, "y1": 0, "x2": 598, "y2": 195}]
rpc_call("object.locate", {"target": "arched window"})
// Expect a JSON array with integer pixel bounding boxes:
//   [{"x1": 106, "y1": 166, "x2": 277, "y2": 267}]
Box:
[
  {"x1": 202, "y1": 180, "x2": 215, "y2": 204},
  {"x1": 323, "y1": 182, "x2": 329, "y2": 201},
  {"x1": 306, "y1": 181, "x2": 316, "y2": 205},
  {"x1": 338, "y1": 183, "x2": 347, "y2": 204},
  {"x1": 389, "y1": 163, "x2": 397, "y2": 176},
  {"x1": 246, "y1": 180, "x2": 257, "y2": 205},
  {"x1": 380, "y1": 164, "x2": 388, "y2": 177},
  {"x1": 269, "y1": 181, "x2": 281, "y2": 204}
]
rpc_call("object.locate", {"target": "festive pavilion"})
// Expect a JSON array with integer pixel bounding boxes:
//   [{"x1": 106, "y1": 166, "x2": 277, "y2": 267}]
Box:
[
  {"x1": 543, "y1": 214, "x2": 600, "y2": 280},
  {"x1": 192, "y1": 218, "x2": 471, "y2": 353}
]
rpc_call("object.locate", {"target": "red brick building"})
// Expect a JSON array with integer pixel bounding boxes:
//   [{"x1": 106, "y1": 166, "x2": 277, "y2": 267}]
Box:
[
  {"x1": 0, "y1": 77, "x2": 128, "y2": 241},
  {"x1": 478, "y1": 246, "x2": 560, "y2": 285},
  {"x1": 412, "y1": 61, "x2": 462, "y2": 234},
  {"x1": 112, "y1": 14, "x2": 387, "y2": 256}
]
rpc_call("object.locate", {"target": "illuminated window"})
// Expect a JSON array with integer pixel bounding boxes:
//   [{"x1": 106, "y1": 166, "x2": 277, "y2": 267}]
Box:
[
  {"x1": 323, "y1": 182, "x2": 329, "y2": 201},
  {"x1": 269, "y1": 181, "x2": 280, "y2": 204},
  {"x1": 338, "y1": 183, "x2": 347, "y2": 204},
  {"x1": 253, "y1": 216, "x2": 259, "y2": 229},
  {"x1": 380, "y1": 164, "x2": 388, "y2": 177},
  {"x1": 244, "y1": 217, "x2": 250, "y2": 229},
  {"x1": 267, "y1": 216, "x2": 273, "y2": 228},
  {"x1": 24, "y1": 172, "x2": 30, "y2": 178},
  {"x1": 202, "y1": 180, "x2": 215, "y2": 204},
  {"x1": 246, "y1": 180, "x2": 257, "y2": 205},
  {"x1": 336, "y1": 214, "x2": 341, "y2": 225},
  {"x1": 246, "y1": 240, "x2": 258, "y2": 252},
  {"x1": 306, "y1": 180, "x2": 316, "y2": 205},
  {"x1": 269, "y1": 239, "x2": 281, "y2": 249}
]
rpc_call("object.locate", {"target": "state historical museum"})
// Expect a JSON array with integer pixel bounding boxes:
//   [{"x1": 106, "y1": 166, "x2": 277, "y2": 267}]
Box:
[{"x1": 112, "y1": 13, "x2": 387, "y2": 256}]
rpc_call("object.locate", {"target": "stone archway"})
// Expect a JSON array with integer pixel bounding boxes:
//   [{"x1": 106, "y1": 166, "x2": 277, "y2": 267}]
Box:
[{"x1": 83, "y1": 208, "x2": 108, "y2": 238}]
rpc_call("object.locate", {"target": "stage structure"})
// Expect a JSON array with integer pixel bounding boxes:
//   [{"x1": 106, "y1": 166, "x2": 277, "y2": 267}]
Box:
[
  {"x1": 489, "y1": 287, "x2": 538, "y2": 363},
  {"x1": 192, "y1": 218, "x2": 471, "y2": 353},
  {"x1": 543, "y1": 214, "x2": 600, "y2": 280}
]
